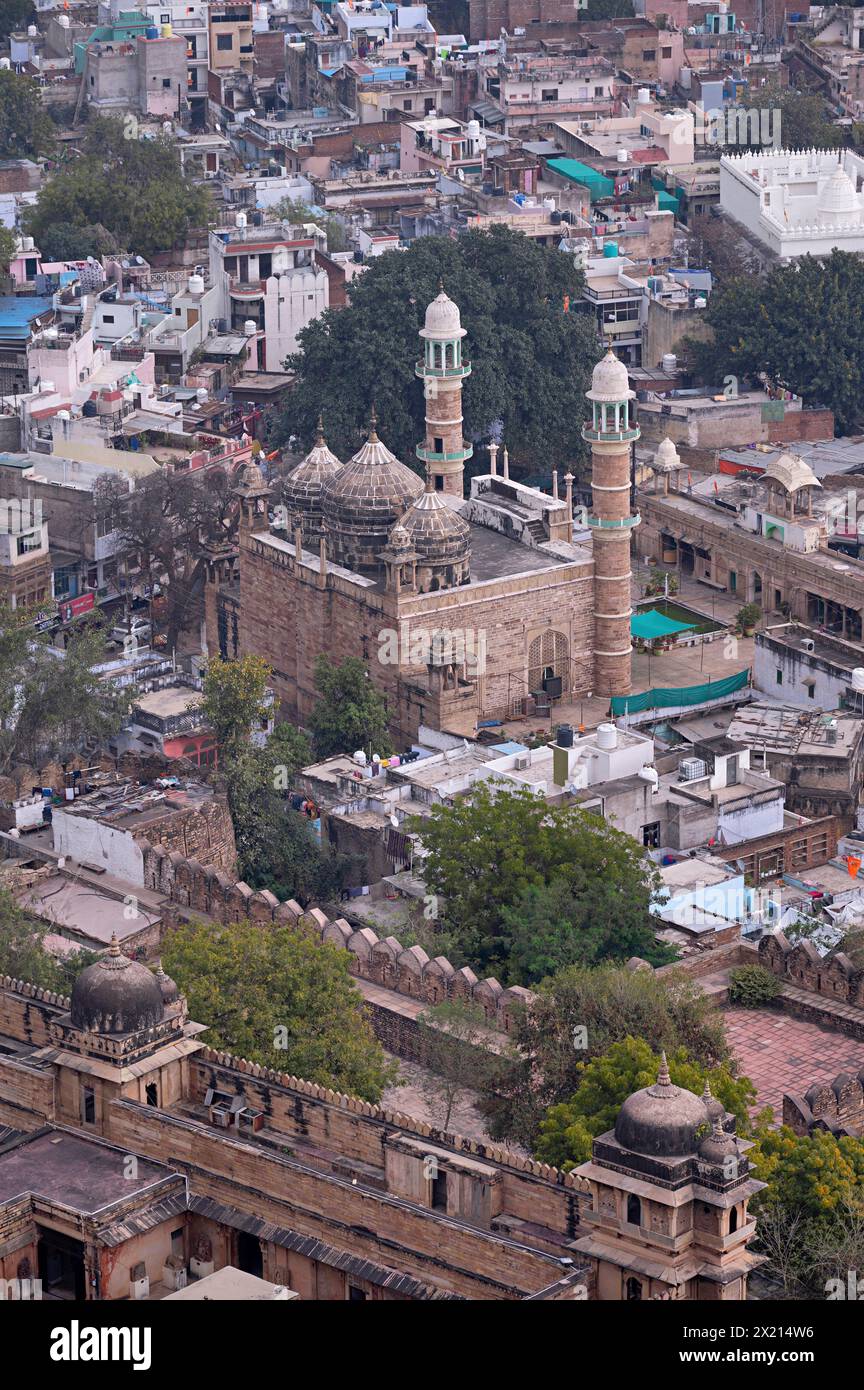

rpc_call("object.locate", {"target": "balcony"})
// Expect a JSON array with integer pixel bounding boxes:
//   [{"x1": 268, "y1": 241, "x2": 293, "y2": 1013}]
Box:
[
  {"x1": 582, "y1": 425, "x2": 640, "y2": 444},
  {"x1": 415, "y1": 443, "x2": 474, "y2": 464},
  {"x1": 229, "y1": 280, "x2": 265, "y2": 297},
  {"x1": 587, "y1": 513, "x2": 641, "y2": 529},
  {"x1": 414, "y1": 360, "x2": 471, "y2": 380}
]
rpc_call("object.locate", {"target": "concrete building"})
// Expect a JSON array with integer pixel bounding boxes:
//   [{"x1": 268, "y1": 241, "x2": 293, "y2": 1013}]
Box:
[
  {"x1": 754, "y1": 624, "x2": 864, "y2": 712},
  {"x1": 0, "y1": 495, "x2": 51, "y2": 611},
  {"x1": 719, "y1": 149, "x2": 864, "y2": 262},
  {"x1": 208, "y1": 0, "x2": 254, "y2": 74}
]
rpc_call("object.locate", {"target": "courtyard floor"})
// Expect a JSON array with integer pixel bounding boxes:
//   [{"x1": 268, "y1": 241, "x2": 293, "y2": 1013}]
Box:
[{"x1": 723, "y1": 1006, "x2": 864, "y2": 1120}]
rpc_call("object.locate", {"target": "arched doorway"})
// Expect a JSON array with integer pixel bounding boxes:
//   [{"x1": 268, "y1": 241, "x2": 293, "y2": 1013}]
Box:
[{"x1": 527, "y1": 630, "x2": 570, "y2": 699}]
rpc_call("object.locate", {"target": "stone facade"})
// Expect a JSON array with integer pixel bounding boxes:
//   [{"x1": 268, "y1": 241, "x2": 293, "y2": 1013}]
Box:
[
  {"x1": 759, "y1": 930, "x2": 864, "y2": 1009},
  {"x1": 783, "y1": 1066, "x2": 864, "y2": 1138}
]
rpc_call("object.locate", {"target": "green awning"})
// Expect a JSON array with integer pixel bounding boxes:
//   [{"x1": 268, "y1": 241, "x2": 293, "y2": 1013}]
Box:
[
  {"x1": 631, "y1": 609, "x2": 695, "y2": 640},
  {"x1": 611, "y1": 669, "x2": 749, "y2": 716},
  {"x1": 546, "y1": 158, "x2": 614, "y2": 201}
]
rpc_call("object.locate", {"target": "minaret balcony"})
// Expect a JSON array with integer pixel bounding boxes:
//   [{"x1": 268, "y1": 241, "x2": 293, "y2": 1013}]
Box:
[
  {"x1": 415, "y1": 360, "x2": 472, "y2": 380},
  {"x1": 582, "y1": 424, "x2": 640, "y2": 444},
  {"x1": 416, "y1": 443, "x2": 474, "y2": 464},
  {"x1": 587, "y1": 513, "x2": 641, "y2": 529}
]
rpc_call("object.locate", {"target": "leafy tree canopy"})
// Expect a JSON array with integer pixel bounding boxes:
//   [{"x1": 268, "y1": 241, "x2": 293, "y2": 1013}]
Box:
[
  {"x1": 0, "y1": 603, "x2": 128, "y2": 774},
  {"x1": 272, "y1": 195, "x2": 348, "y2": 253},
  {"x1": 309, "y1": 655, "x2": 392, "y2": 759},
  {"x1": 683, "y1": 250, "x2": 864, "y2": 433},
  {"x1": 746, "y1": 83, "x2": 843, "y2": 152},
  {"x1": 271, "y1": 226, "x2": 596, "y2": 473},
  {"x1": 411, "y1": 782, "x2": 669, "y2": 979},
  {"x1": 0, "y1": 887, "x2": 100, "y2": 993},
  {"x1": 535, "y1": 1036, "x2": 759, "y2": 1170},
  {"x1": 162, "y1": 917, "x2": 396, "y2": 1101},
  {"x1": 37, "y1": 222, "x2": 119, "y2": 262},
  {"x1": 481, "y1": 962, "x2": 729, "y2": 1148},
  {"x1": 201, "y1": 654, "x2": 271, "y2": 763},
  {"x1": 0, "y1": 68, "x2": 54, "y2": 159},
  {"x1": 24, "y1": 116, "x2": 211, "y2": 261}
]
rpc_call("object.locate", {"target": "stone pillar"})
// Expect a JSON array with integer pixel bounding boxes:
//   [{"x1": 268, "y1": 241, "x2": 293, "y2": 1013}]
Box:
[{"x1": 416, "y1": 289, "x2": 473, "y2": 498}]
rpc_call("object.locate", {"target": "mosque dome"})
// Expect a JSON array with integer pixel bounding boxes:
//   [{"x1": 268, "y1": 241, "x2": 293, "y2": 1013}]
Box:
[
  {"x1": 614, "y1": 1053, "x2": 710, "y2": 1158},
  {"x1": 322, "y1": 411, "x2": 424, "y2": 570},
  {"x1": 70, "y1": 936, "x2": 164, "y2": 1036},
  {"x1": 655, "y1": 436, "x2": 682, "y2": 471},
  {"x1": 237, "y1": 459, "x2": 268, "y2": 494},
  {"x1": 281, "y1": 417, "x2": 343, "y2": 528},
  {"x1": 817, "y1": 167, "x2": 862, "y2": 225},
  {"x1": 400, "y1": 486, "x2": 471, "y2": 564},
  {"x1": 588, "y1": 348, "x2": 634, "y2": 403},
  {"x1": 420, "y1": 289, "x2": 466, "y2": 340},
  {"x1": 698, "y1": 1117, "x2": 741, "y2": 1168}
]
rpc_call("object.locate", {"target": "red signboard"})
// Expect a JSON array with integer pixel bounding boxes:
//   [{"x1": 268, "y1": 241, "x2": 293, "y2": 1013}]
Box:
[{"x1": 57, "y1": 592, "x2": 95, "y2": 624}]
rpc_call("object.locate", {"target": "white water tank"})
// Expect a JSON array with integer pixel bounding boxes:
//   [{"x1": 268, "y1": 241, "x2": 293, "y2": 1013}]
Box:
[
  {"x1": 243, "y1": 319, "x2": 257, "y2": 336},
  {"x1": 196, "y1": 387, "x2": 208, "y2": 403},
  {"x1": 22, "y1": 235, "x2": 34, "y2": 252},
  {"x1": 58, "y1": 12, "x2": 70, "y2": 25},
  {"x1": 663, "y1": 352, "x2": 678, "y2": 372},
  {"x1": 43, "y1": 326, "x2": 58, "y2": 340},
  {"x1": 596, "y1": 723, "x2": 618, "y2": 749},
  {"x1": 27, "y1": 24, "x2": 37, "y2": 36},
  {"x1": 617, "y1": 148, "x2": 629, "y2": 164},
  {"x1": 353, "y1": 749, "x2": 368, "y2": 766},
  {"x1": 188, "y1": 273, "x2": 205, "y2": 295},
  {"x1": 0, "y1": 58, "x2": 9, "y2": 69},
  {"x1": 637, "y1": 87, "x2": 651, "y2": 105},
  {"x1": 236, "y1": 211, "x2": 248, "y2": 228},
  {"x1": 853, "y1": 668, "x2": 864, "y2": 692},
  {"x1": 40, "y1": 381, "x2": 55, "y2": 393},
  {"x1": 467, "y1": 118, "x2": 480, "y2": 144}
]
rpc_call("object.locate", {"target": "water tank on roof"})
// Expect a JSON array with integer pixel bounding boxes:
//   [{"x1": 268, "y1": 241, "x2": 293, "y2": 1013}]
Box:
[
  {"x1": 40, "y1": 381, "x2": 54, "y2": 393},
  {"x1": 188, "y1": 273, "x2": 205, "y2": 295},
  {"x1": 146, "y1": 25, "x2": 159, "y2": 38},
  {"x1": 243, "y1": 319, "x2": 257, "y2": 336},
  {"x1": 251, "y1": 210, "x2": 263, "y2": 226},
  {"x1": 637, "y1": 87, "x2": 651, "y2": 105},
  {"x1": 236, "y1": 211, "x2": 247, "y2": 228},
  {"x1": 56, "y1": 410, "x2": 70, "y2": 421},
  {"x1": 604, "y1": 242, "x2": 618, "y2": 257},
  {"x1": 596, "y1": 723, "x2": 618, "y2": 750},
  {"x1": 196, "y1": 387, "x2": 208, "y2": 404},
  {"x1": 853, "y1": 668, "x2": 864, "y2": 693},
  {"x1": 57, "y1": 13, "x2": 70, "y2": 26},
  {"x1": 161, "y1": 22, "x2": 172, "y2": 36},
  {"x1": 556, "y1": 723, "x2": 574, "y2": 748},
  {"x1": 617, "y1": 148, "x2": 629, "y2": 164},
  {"x1": 663, "y1": 352, "x2": 678, "y2": 372},
  {"x1": 82, "y1": 400, "x2": 98, "y2": 417},
  {"x1": 0, "y1": 59, "x2": 10, "y2": 70}
]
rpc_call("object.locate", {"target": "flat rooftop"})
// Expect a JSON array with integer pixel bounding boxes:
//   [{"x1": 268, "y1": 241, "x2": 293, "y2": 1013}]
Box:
[
  {"x1": 133, "y1": 687, "x2": 203, "y2": 720},
  {"x1": 18, "y1": 874, "x2": 160, "y2": 945},
  {"x1": 0, "y1": 1129, "x2": 174, "y2": 1210}
]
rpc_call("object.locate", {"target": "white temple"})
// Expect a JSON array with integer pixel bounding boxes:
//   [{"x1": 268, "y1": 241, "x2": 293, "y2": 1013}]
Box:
[{"x1": 719, "y1": 148, "x2": 864, "y2": 261}]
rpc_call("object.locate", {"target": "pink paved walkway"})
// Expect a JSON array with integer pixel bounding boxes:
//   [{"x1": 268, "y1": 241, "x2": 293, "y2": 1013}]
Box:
[{"x1": 723, "y1": 1007, "x2": 864, "y2": 1120}]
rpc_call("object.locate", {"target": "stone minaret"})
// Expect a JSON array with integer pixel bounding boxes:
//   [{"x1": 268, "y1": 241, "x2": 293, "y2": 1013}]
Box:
[
  {"x1": 415, "y1": 284, "x2": 473, "y2": 497},
  {"x1": 583, "y1": 348, "x2": 640, "y2": 696}
]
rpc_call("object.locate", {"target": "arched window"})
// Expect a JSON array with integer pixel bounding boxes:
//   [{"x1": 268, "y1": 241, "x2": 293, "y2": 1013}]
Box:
[
  {"x1": 627, "y1": 1194, "x2": 642, "y2": 1227},
  {"x1": 527, "y1": 630, "x2": 570, "y2": 697},
  {"x1": 729, "y1": 1206, "x2": 738, "y2": 1233},
  {"x1": 625, "y1": 1277, "x2": 642, "y2": 1301}
]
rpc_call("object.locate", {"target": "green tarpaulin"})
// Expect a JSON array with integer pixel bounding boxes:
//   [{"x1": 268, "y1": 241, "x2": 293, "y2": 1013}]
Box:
[
  {"x1": 631, "y1": 609, "x2": 695, "y2": 640},
  {"x1": 611, "y1": 669, "x2": 750, "y2": 717},
  {"x1": 546, "y1": 158, "x2": 615, "y2": 201}
]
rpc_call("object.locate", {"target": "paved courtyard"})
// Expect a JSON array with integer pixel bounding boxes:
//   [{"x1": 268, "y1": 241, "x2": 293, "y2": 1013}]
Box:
[{"x1": 723, "y1": 1007, "x2": 864, "y2": 1120}]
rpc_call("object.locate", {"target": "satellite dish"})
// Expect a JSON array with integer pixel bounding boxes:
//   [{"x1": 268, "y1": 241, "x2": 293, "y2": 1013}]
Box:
[
  {"x1": 389, "y1": 813, "x2": 399, "y2": 828},
  {"x1": 457, "y1": 167, "x2": 465, "y2": 182}
]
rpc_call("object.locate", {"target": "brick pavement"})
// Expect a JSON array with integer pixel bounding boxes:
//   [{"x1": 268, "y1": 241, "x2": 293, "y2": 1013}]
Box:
[{"x1": 723, "y1": 1006, "x2": 864, "y2": 1119}]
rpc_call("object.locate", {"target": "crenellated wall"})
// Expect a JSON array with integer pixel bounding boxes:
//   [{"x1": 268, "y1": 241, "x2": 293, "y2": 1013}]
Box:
[
  {"x1": 758, "y1": 931, "x2": 864, "y2": 1010},
  {"x1": 783, "y1": 1067, "x2": 864, "y2": 1139},
  {"x1": 141, "y1": 844, "x2": 536, "y2": 1037}
]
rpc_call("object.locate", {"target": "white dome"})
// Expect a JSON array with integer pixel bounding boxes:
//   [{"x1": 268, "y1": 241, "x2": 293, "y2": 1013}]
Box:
[
  {"x1": 762, "y1": 451, "x2": 822, "y2": 494},
  {"x1": 420, "y1": 290, "x2": 466, "y2": 340},
  {"x1": 655, "y1": 436, "x2": 682, "y2": 471},
  {"x1": 817, "y1": 168, "x2": 861, "y2": 226},
  {"x1": 587, "y1": 348, "x2": 634, "y2": 403}
]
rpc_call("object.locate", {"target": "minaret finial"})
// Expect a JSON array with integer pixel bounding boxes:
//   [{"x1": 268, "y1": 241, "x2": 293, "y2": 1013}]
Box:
[
  {"x1": 701, "y1": 1079, "x2": 713, "y2": 1103},
  {"x1": 108, "y1": 933, "x2": 121, "y2": 957},
  {"x1": 438, "y1": 276, "x2": 444, "y2": 292},
  {"x1": 657, "y1": 1050, "x2": 671, "y2": 1086},
  {"x1": 316, "y1": 413, "x2": 325, "y2": 443},
  {"x1": 369, "y1": 405, "x2": 378, "y2": 442}
]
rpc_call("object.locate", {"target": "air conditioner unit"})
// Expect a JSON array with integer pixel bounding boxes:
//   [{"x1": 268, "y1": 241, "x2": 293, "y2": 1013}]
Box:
[
  {"x1": 129, "y1": 1263, "x2": 149, "y2": 1300},
  {"x1": 801, "y1": 638, "x2": 815, "y2": 653},
  {"x1": 162, "y1": 1256, "x2": 187, "y2": 1291},
  {"x1": 515, "y1": 754, "x2": 530, "y2": 769},
  {"x1": 209, "y1": 1102, "x2": 233, "y2": 1127}
]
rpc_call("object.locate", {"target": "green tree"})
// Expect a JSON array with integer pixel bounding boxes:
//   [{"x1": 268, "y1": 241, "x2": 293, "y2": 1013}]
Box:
[
  {"x1": 0, "y1": 0, "x2": 33, "y2": 41},
  {"x1": 0, "y1": 69, "x2": 53, "y2": 159},
  {"x1": 271, "y1": 226, "x2": 596, "y2": 474},
  {"x1": 37, "y1": 222, "x2": 119, "y2": 262},
  {"x1": 201, "y1": 654, "x2": 271, "y2": 763},
  {"x1": 24, "y1": 116, "x2": 211, "y2": 261},
  {"x1": 309, "y1": 655, "x2": 392, "y2": 759},
  {"x1": 162, "y1": 917, "x2": 397, "y2": 1101},
  {"x1": 0, "y1": 887, "x2": 101, "y2": 992},
  {"x1": 683, "y1": 250, "x2": 864, "y2": 433},
  {"x1": 411, "y1": 783, "x2": 664, "y2": 978},
  {"x1": 272, "y1": 195, "x2": 348, "y2": 253},
  {"x1": 535, "y1": 1036, "x2": 759, "y2": 1170},
  {"x1": 500, "y1": 877, "x2": 677, "y2": 985},
  {"x1": 584, "y1": 0, "x2": 635, "y2": 16},
  {"x1": 481, "y1": 962, "x2": 729, "y2": 1148},
  {"x1": 0, "y1": 603, "x2": 128, "y2": 774},
  {"x1": 747, "y1": 84, "x2": 842, "y2": 153}
]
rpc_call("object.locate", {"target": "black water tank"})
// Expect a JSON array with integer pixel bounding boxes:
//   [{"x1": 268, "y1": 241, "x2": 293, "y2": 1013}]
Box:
[
  {"x1": 82, "y1": 400, "x2": 98, "y2": 417},
  {"x1": 556, "y1": 723, "x2": 574, "y2": 748}
]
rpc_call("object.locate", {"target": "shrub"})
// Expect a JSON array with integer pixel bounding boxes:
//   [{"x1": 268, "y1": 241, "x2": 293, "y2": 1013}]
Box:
[{"x1": 728, "y1": 964, "x2": 781, "y2": 1007}]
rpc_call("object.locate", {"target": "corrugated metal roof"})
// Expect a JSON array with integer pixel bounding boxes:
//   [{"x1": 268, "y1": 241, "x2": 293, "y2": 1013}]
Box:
[{"x1": 97, "y1": 1191, "x2": 188, "y2": 1248}]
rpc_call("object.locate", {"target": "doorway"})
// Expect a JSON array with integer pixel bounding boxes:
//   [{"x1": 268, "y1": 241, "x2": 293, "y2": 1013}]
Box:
[
  {"x1": 37, "y1": 1229, "x2": 87, "y2": 1300},
  {"x1": 236, "y1": 1230, "x2": 263, "y2": 1278}
]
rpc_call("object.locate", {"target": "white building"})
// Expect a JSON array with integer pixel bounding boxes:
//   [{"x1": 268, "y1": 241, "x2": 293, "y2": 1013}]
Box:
[{"x1": 719, "y1": 148, "x2": 864, "y2": 260}]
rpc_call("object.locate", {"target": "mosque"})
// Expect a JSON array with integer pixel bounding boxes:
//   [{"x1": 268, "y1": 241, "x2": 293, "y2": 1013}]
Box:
[{"x1": 204, "y1": 288, "x2": 642, "y2": 746}]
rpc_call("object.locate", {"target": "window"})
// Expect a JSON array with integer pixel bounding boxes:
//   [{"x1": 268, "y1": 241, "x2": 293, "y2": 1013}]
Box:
[
  {"x1": 433, "y1": 436, "x2": 443, "y2": 453},
  {"x1": 626, "y1": 1276, "x2": 643, "y2": 1300},
  {"x1": 729, "y1": 1206, "x2": 739, "y2": 1234},
  {"x1": 348, "y1": 1286, "x2": 367, "y2": 1301},
  {"x1": 806, "y1": 683, "x2": 816, "y2": 700},
  {"x1": 162, "y1": 78, "x2": 172, "y2": 88},
  {"x1": 81, "y1": 1085, "x2": 96, "y2": 1125},
  {"x1": 431, "y1": 1170, "x2": 448, "y2": 1211},
  {"x1": 661, "y1": 45, "x2": 672, "y2": 57},
  {"x1": 541, "y1": 88, "x2": 558, "y2": 102},
  {"x1": 642, "y1": 822, "x2": 661, "y2": 849},
  {"x1": 434, "y1": 475, "x2": 444, "y2": 491},
  {"x1": 217, "y1": 32, "x2": 232, "y2": 49},
  {"x1": 776, "y1": 669, "x2": 783, "y2": 686},
  {"x1": 627, "y1": 1194, "x2": 642, "y2": 1226},
  {"x1": 594, "y1": 86, "x2": 604, "y2": 98},
  {"x1": 102, "y1": 313, "x2": 115, "y2": 324},
  {"x1": 161, "y1": 12, "x2": 170, "y2": 20},
  {"x1": 146, "y1": 1082, "x2": 158, "y2": 1106},
  {"x1": 403, "y1": 99, "x2": 412, "y2": 110},
  {"x1": 171, "y1": 1228, "x2": 184, "y2": 1258},
  {"x1": 642, "y1": 50, "x2": 656, "y2": 61}
]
